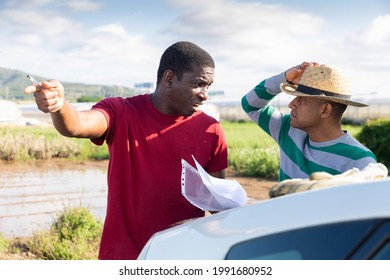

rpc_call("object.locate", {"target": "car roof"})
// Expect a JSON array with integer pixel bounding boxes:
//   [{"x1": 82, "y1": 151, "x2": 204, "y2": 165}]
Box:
[{"x1": 138, "y1": 178, "x2": 390, "y2": 259}]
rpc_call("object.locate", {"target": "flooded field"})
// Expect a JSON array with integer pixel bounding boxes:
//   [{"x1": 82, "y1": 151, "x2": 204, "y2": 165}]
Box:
[{"x1": 0, "y1": 160, "x2": 108, "y2": 238}]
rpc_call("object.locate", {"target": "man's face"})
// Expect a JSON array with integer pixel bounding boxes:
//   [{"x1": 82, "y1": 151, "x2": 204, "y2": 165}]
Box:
[
  {"x1": 166, "y1": 65, "x2": 214, "y2": 116},
  {"x1": 288, "y1": 96, "x2": 327, "y2": 131}
]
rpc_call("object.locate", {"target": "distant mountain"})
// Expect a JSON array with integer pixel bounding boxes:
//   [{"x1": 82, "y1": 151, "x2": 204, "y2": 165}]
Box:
[{"x1": 0, "y1": 67, "x2": 137, "y2": 102}]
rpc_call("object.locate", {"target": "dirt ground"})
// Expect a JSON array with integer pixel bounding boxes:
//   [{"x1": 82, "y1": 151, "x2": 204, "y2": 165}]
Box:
[{"x1": 228, "y1": 176, "x2": 274, "y2": 202}]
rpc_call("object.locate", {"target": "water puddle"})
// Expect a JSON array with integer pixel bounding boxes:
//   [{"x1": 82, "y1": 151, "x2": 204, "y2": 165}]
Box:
[{"x1": 0, "y1": 161, "x2": 108, "y2": 237}]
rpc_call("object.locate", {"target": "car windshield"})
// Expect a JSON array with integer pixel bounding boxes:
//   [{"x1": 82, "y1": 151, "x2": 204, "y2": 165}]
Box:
[{"x1": 225, "y1": 219, "x2": 381, "y2": 260}]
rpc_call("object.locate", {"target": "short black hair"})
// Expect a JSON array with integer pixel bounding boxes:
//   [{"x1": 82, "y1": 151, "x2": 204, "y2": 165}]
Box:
[
  {"x1": 156, "y1": 41, "x2": 215, "y2": 85},
  {"x1": 330, "y1": 101, "x2": 347, "y2": 118}
]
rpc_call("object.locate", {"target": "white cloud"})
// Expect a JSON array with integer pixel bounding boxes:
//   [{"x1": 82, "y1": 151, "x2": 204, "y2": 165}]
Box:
[
  {"x1": 3, "y1": 0, "x2": 55, "y2": 8},
  {"x1": 166, "y1": 0, "x2": 323, "y2": 56},
  {"x1": 61, "y1": 0, "x2": 101, "y2": 11},
  {"x1": 4, "y1": 0, "x2": 101, "y2": 11},
  {"x1": 162, "y1": 0, "x2": 389, "y2": 97},
  {"x1": 360, "y1": 15, "x2": 390, "y2": 45},
  {"x1": 0, "y1": 0, "x2": 388, "y2": 97},
  {"x1": 321, "y1": 14, "x2": 390, "y2": 95},
  {"x1": 0, "y1": 2, "x2": 159, "y2": 87},
  {"x1": 164, "y1": 0, "x2": 326, "y2": 95},
  {"x1": 57, "y1": 23, "x2": 160, "y2": 85},
  {"x1": 0, "y1": 8, "x2": 83, "y2": 37}
]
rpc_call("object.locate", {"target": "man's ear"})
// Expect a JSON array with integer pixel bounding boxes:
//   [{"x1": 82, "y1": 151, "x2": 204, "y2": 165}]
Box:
[
  {"x1": 163, "y1": 70, "x2": 175, "y2": 88},
  {"x1": 320, "y1": 103, "x2": 332, "y2": 118}
]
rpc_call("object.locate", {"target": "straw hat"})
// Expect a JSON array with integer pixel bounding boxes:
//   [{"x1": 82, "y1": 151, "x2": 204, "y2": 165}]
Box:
[{"x1": 280, "y1": 65, "x2": 367, "y2": 107}]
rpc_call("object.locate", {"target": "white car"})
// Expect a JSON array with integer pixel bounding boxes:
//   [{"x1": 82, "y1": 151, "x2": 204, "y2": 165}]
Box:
[{"x1": 138, "y1": 179, "x2": 390, "y2": 260}]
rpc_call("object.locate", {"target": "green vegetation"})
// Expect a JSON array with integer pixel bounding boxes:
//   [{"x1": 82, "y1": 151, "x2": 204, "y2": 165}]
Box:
[
  {"x1": 76, "y1": 95, "x2": 103, "y2": 103},
  {"x1": 222, "y1": 121, "x2": 279, "y2": 178},
  {"x1": 357, "y1": 119, "x2": 390, "y2": 168},
  {"x1": 28, "y1": 206, "x2": 102, "y2": 260},
  {"x1": 28, "y1": 207, "x2": 102, "y2": 260},
  {"x1": 0, "y1": 207, "x2": 102, "y2": 260},
  {"x1": 0, "y1": 126, "x2": 108, "y2": 160}
]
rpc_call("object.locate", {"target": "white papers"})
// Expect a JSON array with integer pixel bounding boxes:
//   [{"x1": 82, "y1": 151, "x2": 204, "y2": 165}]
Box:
[{"x1": 181, "y1": 156, "x2": 248, "y2": 211}]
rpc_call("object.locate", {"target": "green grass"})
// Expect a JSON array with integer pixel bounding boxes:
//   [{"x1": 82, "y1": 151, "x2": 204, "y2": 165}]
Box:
[
  {"x1": 221, "y1": 121, "x2": 279, "y2": 178},
  {"x1": 222, "y1": 121, "x2": 276, "y2": 150}
]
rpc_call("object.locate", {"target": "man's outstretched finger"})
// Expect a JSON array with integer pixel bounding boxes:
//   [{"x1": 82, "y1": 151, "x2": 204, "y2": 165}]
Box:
[{"x1": 24, "y1": 85, "x2": 38, "y2": 94}]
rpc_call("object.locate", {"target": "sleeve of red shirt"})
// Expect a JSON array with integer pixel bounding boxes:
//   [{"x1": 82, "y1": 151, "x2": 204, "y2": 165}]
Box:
[{"x1": 90, "y1": 97, "x2": 124, "y2": 146}]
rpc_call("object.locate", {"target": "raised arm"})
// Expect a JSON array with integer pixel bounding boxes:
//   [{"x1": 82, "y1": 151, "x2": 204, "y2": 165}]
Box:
[
  {"x1": 25, "y1": 80, "x2": 107, "y2": 139},
  {"x1": 284, "y1": 61, "x2": 320, "y2": 85}
]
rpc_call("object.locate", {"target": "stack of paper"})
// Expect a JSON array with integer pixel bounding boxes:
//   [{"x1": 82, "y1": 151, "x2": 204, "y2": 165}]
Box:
[{"x1": 181, "y1": 156, "x2": 248, "y2": 211}]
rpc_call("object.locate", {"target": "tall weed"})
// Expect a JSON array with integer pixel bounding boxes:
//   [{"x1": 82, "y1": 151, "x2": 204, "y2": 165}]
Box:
[
  {"x1": 28, "y1": 206, "x2": 102, "y2": 260},
  {"x1": 0, "y1": 126, "x2": 108, "y2": 160}
]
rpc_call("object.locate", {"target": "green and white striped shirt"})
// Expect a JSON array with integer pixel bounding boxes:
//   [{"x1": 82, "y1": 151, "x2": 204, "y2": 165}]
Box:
[{"x1": 241, "y1": 72, "x2": 377, "y2": 181}]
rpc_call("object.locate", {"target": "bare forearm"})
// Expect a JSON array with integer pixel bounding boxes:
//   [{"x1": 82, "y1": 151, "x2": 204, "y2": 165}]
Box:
[
  {"x1": 50, "y1": 101, "x2": 84, "y2": 138},
  {"x1": 25, "y1": 79, "x2": 107, "y2": 139},
  {"x1": 50, "y1": 101, "x2": 107, "y2": 139}
]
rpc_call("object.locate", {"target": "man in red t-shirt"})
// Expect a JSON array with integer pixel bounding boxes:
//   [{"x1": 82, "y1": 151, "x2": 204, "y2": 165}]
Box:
[{"x1": 25, "y1": 41, "x2": 228, "y2": 259}]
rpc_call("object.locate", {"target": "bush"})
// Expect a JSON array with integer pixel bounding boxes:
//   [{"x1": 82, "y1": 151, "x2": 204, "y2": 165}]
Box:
[
  {"x1": 28, "y1": 206, "x2": 102, "y2": 260},
  {"x1": 53, "y1": 207, "x2": 102, "y2": 242},
  {"x1": 356, "y1": 119, "x2": 390, "y2": 168}
]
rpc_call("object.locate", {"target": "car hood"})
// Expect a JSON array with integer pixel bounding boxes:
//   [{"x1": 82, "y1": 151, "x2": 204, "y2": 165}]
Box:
[{"x1": 138, "y1": 178, "x2": 390, "y2": 259}]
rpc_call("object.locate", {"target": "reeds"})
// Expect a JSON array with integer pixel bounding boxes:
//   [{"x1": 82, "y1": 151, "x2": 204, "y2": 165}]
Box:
[{"x1": 0, "y1": 126, "x2": 107, "y2": 160}]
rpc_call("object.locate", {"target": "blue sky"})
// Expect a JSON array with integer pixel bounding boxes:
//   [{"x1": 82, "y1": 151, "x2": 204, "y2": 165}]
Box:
[{"x1": 0, "y1": 0, "x2": 389, "y2": 99}]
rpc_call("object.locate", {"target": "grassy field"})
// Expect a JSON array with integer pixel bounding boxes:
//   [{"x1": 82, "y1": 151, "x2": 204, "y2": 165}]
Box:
[{"x1": 221, "y1": 121, "x2": 280, "y2": 178}]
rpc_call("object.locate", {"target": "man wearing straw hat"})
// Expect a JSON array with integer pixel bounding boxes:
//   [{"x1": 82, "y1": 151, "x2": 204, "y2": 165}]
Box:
[{"x1": 242, "y1": 62, "x2": 376, "y2": 181}]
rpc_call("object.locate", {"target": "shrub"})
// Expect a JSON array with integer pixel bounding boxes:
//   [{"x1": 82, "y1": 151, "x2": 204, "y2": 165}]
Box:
[
  {"x1": 53, "y1": 207, "x2": 102, "y2": 242},
  {"x1": 28, "y1": 206, "x2": 102, "y2": 260},
  {"x1": 356, "y1": 119, "x2": 390, "y2": 168}
]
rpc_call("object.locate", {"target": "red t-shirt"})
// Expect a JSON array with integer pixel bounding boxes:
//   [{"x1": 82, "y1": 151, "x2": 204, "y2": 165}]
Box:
[{"x1": 91, "y1": 95, "x2": 228, "y2": 259}]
